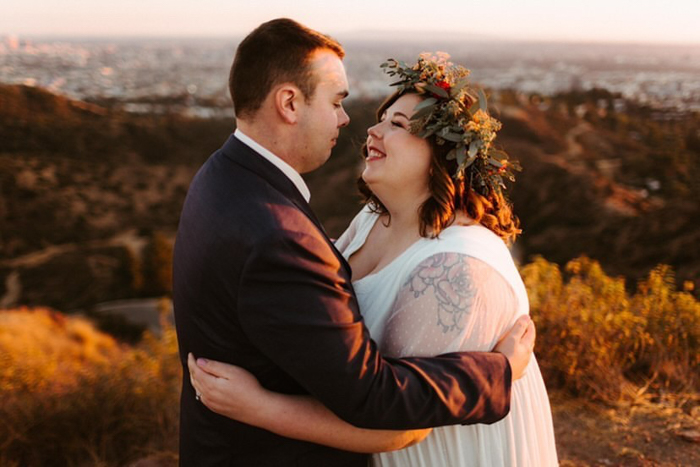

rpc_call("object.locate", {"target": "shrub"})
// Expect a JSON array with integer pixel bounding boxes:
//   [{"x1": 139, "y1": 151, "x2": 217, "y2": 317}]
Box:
[
  {"x1": 522, "y1": 256, "x2": 700, "y2": 401},
  {"x1": 0, "y1": 306, "x2": 180, "y2": 466},
  {"x1": 1, "y1": 256, "x2": 698, "y2": 464}
]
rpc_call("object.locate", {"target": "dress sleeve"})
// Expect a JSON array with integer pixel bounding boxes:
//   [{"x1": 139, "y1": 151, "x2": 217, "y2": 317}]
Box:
[
  {"x1": 381, "y1": 252, "x2": 519, "y2": 358},
  {"x1": 333, "y1": 207, "x2": 367, "y2": 252}
]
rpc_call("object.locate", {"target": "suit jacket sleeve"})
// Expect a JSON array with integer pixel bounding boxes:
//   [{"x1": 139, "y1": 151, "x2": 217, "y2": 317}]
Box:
[{"x1": 236, "y1": 228, "x2": 512, "y2": 430}]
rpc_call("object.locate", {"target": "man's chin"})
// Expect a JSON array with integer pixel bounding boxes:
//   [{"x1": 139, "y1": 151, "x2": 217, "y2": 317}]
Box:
[{"x1": 301, "y1": 152, "x2": 333, "y2": 174}]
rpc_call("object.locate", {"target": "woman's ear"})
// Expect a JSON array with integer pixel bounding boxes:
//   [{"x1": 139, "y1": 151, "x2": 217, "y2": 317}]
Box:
[{"x1": 274, "y1": 84, "x2": 301, "y2": 124}]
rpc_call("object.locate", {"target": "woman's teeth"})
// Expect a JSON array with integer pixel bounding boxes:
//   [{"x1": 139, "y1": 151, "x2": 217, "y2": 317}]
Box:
[{"x1": 367, "y1": 149, "x2": 385, "y2": 160}]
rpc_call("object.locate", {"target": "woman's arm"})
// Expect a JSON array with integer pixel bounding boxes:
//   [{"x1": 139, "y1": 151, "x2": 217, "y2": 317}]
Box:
[{"x1": 188, "y1": 353, "x2": 431, "y2": 453}]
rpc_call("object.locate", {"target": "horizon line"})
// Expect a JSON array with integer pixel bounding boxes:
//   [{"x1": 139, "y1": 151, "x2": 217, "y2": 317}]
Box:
[{"x1": 3, "y1": 31, "x2": 700, "y2": 48}]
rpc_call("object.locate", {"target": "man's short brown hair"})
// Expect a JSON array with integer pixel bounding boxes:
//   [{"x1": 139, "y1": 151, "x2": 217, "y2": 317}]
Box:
[{"x1": 229, "y1": 18, "x2": 344, "y2": 120}]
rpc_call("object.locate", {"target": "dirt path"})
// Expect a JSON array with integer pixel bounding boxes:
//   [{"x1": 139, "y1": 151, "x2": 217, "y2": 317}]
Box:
[
  {"x1": 0, "y1": 229, "x2": 150, "y2": 309},
  {"x1": 552, "y1": 392, "x2": 700, "y2": 466},
  {"x1": 538, "y1": 120, "x2": 592, "y2": 174},
  {"x1": 537, "y1": 120, "x2": 655, "y2": 216},
  {"x1": 0, "y1": 271, "x2": 20, "y2": 308},
  {"x1": 0, "y1": 229, "x2": 148, "y2": 269}
]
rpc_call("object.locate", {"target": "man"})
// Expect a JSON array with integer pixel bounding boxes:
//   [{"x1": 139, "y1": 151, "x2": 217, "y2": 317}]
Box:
[{"x1": 173, "y1": 18, "x2": 534, "y2": 466}]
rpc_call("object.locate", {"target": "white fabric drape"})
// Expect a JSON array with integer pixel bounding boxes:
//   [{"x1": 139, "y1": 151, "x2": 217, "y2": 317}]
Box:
[{"x1": 335, "y1": 207, "x2": 558, "y2": 467}]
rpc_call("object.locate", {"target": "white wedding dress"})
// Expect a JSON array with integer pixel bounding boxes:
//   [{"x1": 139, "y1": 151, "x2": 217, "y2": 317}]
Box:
[{"x1": 335, "y1": 207, "x2": 558, "y2": 467}]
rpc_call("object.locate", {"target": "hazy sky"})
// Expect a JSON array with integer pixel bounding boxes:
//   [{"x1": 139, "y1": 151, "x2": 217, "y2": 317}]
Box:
[{"x1": 2, "y1": 0, "x2": 699, "y2": 44}]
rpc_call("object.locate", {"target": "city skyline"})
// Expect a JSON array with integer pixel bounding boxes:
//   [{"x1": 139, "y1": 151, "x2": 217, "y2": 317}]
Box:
[{"x1": 2, "y1": 0, "x2": 700, "y2": 45}]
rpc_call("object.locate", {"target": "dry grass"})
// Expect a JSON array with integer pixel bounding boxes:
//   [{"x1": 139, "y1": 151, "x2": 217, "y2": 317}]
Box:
[{"x1": 0, "y1": 305, "x2": 180, "y2": 467}]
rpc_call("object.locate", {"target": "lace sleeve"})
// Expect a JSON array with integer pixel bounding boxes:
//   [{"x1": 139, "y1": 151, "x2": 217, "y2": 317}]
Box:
[{"x1": 381, "y1": 252, "x2": 519, "y2": 358}]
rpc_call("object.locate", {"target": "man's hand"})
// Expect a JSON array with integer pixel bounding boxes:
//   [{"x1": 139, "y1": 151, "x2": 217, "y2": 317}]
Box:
[{"x1": 493, "y1": 315, "x2": 536, "y2": 380}]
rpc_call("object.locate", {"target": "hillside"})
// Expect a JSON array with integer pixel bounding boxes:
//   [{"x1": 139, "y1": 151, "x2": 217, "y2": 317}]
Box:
[{"x1": 0, "y1": 84, "x2": 698, "y2": 314}]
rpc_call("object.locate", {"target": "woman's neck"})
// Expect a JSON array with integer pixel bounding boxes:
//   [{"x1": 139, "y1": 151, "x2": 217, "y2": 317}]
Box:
[
  {"x1": 374, "y1": 186, "x2": 474, "y2": 239},
  {"x1": 375, "y1": 187, "x2": 427, "y2": 237}
]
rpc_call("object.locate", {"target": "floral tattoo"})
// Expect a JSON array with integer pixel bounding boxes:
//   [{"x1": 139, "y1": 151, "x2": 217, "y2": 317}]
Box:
[{"x1": 405, "y1": 253, "x2": 476, "y2": 333}]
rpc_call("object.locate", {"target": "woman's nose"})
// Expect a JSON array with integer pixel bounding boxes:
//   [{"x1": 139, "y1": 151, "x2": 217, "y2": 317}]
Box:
[{"x1": 367, "y1": 122, "x2": 382, "y2": 138}]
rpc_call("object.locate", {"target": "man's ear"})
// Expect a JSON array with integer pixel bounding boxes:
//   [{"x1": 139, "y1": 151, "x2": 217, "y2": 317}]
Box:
[{"x1": 274, "y1": 84, "x2": 302, "y2": 124}]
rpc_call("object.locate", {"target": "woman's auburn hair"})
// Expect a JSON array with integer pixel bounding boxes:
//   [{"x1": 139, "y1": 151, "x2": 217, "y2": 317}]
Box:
[{"x1": 357, "y1": 90, "x2": 521, "y2": 244}]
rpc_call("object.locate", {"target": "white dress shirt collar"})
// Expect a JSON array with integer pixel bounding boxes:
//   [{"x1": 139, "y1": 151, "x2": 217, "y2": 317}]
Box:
[{"x1": 234, "y1": 128, "x2": 311, "y2": 202}]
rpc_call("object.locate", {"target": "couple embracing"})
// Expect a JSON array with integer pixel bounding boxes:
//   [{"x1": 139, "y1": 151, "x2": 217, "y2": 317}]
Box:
[{"x1": 173, "y1": 18, "x2": 557, "y2": 467}]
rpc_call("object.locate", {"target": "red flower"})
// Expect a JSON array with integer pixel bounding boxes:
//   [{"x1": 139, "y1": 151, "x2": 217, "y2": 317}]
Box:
[{"x1": 436, "y1": 80, "x2": 451, "y2": 92}]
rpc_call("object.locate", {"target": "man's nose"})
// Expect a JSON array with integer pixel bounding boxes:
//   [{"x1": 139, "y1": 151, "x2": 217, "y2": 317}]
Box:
[{"x1": 338, "y1": 107, "x2": 350, "y2": 128}]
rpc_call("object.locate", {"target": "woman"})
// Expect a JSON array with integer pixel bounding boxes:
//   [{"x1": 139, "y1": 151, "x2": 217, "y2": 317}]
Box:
[{"x1": 189, "y1": 53, "x2": 558, "y2": 466}]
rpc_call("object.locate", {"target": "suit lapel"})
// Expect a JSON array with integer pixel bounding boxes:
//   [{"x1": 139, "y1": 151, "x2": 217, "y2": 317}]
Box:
[{"x1": 220, "y1": 134, "x2": 351, "y2": 274}]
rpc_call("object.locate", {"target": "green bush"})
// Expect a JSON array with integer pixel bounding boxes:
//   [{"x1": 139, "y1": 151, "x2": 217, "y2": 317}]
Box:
[{"x1": 522, "y1": 256, "x2": 700, "y2": 401}]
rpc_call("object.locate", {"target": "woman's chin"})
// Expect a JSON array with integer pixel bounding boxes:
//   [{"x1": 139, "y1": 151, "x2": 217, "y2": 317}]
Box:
[{"x1": 361, "y1": 169, "x2": 381, "y2": 187}]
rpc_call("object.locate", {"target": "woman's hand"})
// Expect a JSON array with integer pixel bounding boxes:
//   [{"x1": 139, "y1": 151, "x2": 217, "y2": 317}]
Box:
[{"x1": 187, "y1": 353, "x2": 267, "y2": 424}]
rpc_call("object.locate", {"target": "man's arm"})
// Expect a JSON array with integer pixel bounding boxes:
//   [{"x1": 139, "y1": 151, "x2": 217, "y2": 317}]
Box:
[
  {"x1": 189, "y1": 354, "x2": 432, "y2": 453},
  {"x1": 236, "y1": 230, "x2": 516, "y2": 430}
]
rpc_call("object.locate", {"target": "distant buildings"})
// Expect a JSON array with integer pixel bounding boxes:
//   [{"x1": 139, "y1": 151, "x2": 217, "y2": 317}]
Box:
[{"x1": 1, "y1": 36, "x2": 698, "y2": 114}]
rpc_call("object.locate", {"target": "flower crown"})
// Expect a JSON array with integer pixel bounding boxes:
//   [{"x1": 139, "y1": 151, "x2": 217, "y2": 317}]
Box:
[{"x1": 381, "y1": 52, "x2": 520, "y2": 197}]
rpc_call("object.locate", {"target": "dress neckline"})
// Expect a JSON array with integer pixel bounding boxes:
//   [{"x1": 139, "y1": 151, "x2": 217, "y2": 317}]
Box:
[
  {"x1": 349, "y1": 212, "x2": 481, "y2": 285},
  {"x1": 348, "y1": 213, "x2": 419, "y2": 284}
]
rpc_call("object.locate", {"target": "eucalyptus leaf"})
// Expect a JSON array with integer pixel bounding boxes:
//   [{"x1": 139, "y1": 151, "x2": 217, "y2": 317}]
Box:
[
  {"x1": 442, "y1": 132, "x2": 463, "y2": 143},
  {"x1": 478, "y1": 88, "x2": 488, "y2": 112},
  {"x1": 450, "y1": 77, "x2": 470, "y2": 97},
  {"x1": 489, "y1": 157, "x2": 502, "y2": 167},
  {"x1": 424, "y1": 83, "x2": 449, "y2": 98},
  {"x1": 465, "y1": 154, "x2": 477, "y2": 168},
  {"x1": 455, "y1": 145, "x2": 467, "y2": 163},
  {"x1": 456, "y1": 149, "x2": 467, "y2": 166},
  {"x1": 446, "y1": 149, "x2": 457, "y2": 161},
  {"x1": 414, "y1": 97, "x2": 438, "y2": 111},
  {"x1": 420, "y1": 126, "x2": 437, "y2": 138},
  {"x1": 412, "y1": 103, "x2": 437, "y2": 120},
  {"x1": 468, "y1": 142, "x2": 479, "y2": 158}
]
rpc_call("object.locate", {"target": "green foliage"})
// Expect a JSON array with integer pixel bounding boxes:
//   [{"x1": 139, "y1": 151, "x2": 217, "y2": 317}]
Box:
[
  {"x1": 382, "y1": 54, "x2": 520, "y2": 187},
  {"x1": 523, "y1": 256, "x2": 700, "y2": 401}
]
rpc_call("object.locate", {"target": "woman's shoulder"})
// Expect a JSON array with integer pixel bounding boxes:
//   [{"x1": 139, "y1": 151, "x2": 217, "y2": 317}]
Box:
[
  {"x1": 347, "y1": 204, "x2": 379, "y2": 230},
  {"x1": 407, "y1": 223, "x2": 524, "y2": 290},
  {"x1": 435, "y1": 223, "x2": 511, "y2": 256},
  {"x1": 334, "y1": 204, "x2": 379, "y2": 253}
]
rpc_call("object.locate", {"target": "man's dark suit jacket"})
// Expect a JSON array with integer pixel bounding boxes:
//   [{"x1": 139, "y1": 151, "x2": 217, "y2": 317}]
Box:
[{"x1": 173, "y1": 134, "x2": 513, "y2": 466}]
